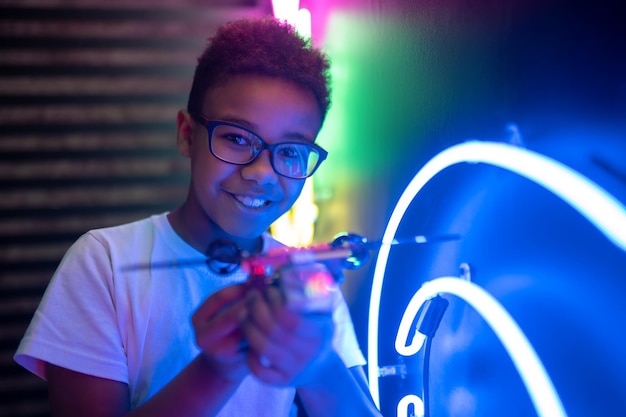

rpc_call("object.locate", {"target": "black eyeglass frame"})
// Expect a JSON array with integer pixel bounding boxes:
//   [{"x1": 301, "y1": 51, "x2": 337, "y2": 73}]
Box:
[{"x1": 190, "y1": 112, "x2": 328, "y2": 179}]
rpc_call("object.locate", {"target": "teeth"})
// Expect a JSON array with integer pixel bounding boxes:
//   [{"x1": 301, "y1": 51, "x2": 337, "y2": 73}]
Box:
[{"x1": 235, "y1": 195, "x2": 267, "y2": 208}]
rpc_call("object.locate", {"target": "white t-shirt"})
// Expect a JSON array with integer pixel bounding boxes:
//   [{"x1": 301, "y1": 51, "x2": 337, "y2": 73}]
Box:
[{"x1": 15, "y1": 213, "x2": 365, "y2": 416}]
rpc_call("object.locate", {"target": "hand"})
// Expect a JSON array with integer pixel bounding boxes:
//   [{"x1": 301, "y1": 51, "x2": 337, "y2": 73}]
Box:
[
  {"x1": 191, "y1": 283, "x2": 250, "y2": 383},
  {"x1": 240, "y1": 283, "x2": 335, "y2": 387},
  {"x1": 279, "y1": 263, "x2": 340, "y2": 313}
]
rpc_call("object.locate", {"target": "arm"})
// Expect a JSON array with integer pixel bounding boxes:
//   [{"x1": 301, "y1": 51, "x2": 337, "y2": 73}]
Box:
[
  {"x1": 45, "y1": 284, "x2": 250, "y2": 417},
  {"x1": 296, "y1": 362, "x2": 382, "y2": 417},
  {"x1": 46, "y1": 355, "x2": 239, "y2": 417}
]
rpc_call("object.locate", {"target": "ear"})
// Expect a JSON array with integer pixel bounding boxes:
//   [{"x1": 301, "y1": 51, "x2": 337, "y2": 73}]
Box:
[{"x1": 176, "y1": 109, "x2": 194, "y2": 158}]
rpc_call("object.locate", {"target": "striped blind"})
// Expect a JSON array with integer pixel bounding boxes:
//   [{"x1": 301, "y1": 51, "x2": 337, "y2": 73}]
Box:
[{"x1": 0, "y1": 1, "x2": 269, "y2": 415}]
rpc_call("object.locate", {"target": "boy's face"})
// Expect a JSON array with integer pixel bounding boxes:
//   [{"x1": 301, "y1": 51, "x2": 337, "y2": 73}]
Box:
[{"x1": 178, "y1": 74, "x2": 323, "y2": 247}]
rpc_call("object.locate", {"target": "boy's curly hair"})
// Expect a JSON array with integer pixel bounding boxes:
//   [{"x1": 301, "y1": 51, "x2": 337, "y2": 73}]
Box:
[{"x1": 187, "y1": 17, "x2": 332, "y2": 122}]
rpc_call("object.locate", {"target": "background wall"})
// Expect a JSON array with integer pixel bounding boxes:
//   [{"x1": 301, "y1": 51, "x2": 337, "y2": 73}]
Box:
[{"x1": 0, "y1": 1, "x2": 269, "y2": 415}]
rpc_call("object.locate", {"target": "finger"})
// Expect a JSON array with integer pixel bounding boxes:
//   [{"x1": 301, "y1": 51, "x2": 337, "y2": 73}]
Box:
[
  {"x1": 244, "y1": 288, "x2": 305, "y2": 344},
  {"x1": 194, "y1": 297, "x2": 248, "y2": 354},
  {"x1": 279, "y1": 264, "x2": 338, "y2": 313},
  {"x1": 242, "y1": 309, "x2": 309, "y2": 384},
  {"x1": 246, "y1": 352, "x2": 288, "y2": 385},
  {"x1": 192, "y1": 283, "x2": 247, "y2": 323},
  {"x1": 241, "y1": 290, "x2": 297, "y2": 365},
  {"x1": 264, "y1": 286, "x2": 300, "y2": 331},
  {"x1": 242, "y1": 290, "x2": 277, "y2": 345},
  {"x1": 246, "y1": 288, "x2": 334, "y2": 347},
  {"x1": 244, "y1": 289, "x2": 279, "y2": 335},
  {"x1": 275, "y1": 309, "x2": 334, "y2": 341},
  {"x1": 257, "y1": 289, "x2": 335, "y2": 346},
  {"x1": 245, "y1": 325, "x2": 329, "y2": 387}
]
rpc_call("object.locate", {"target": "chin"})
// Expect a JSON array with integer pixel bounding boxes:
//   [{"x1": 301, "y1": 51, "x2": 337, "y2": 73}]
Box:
[{"x1": 223, "y1": 223, "x2": 270, "y2": 241}]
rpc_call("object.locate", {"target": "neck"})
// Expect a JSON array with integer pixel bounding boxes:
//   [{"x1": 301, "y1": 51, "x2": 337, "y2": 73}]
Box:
[{"x1": 167, "y1": 205, "x2": 263, "y2": 256}]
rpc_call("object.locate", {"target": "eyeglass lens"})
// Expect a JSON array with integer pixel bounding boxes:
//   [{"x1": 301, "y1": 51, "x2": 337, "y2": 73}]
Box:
[{"x1": 210, "y1": 124, "x2": 322, "y2": 178}]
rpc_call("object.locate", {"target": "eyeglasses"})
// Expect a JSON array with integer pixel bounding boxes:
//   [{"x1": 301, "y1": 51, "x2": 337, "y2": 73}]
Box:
[{"x1": 190, "y1": 113, "x2": 328, "y2": 179}]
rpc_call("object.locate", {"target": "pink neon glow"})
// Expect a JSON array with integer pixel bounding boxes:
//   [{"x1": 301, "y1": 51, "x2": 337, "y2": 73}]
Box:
[{"x1": 271, "y1": 0, "x2": 299, "y2": 22}]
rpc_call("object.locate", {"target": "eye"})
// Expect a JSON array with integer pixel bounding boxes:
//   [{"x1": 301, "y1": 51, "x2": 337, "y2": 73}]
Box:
[
  {"x1": 277, "y1": 144, "x2": 302, "y2": 159},
  {"x1": 278, "y1": 144, "x2": 315, "y2": 161},
  {"x1": 223, "y1": 132, "x2": 252, "y2": 147},
  {"x1": 212, "y1": 124, "x2": 258, "y2": 150}
]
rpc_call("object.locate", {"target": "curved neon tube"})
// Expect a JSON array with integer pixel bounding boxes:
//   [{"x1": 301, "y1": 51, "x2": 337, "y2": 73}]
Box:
[
  {"x1": 367, "y1": 140, "x2": 626, "y2": 407},
  {"x1": 397, "y1": 394, "x2": 424, "y2": 417},
  {"x1": 395, "y1": 277, "x2": 567, "y2": 417}
]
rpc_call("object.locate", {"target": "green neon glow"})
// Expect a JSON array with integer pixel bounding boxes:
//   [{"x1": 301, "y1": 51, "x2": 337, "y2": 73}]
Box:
[{"x1": 313, "y1": 11, "x2": 501, "y2": 242}]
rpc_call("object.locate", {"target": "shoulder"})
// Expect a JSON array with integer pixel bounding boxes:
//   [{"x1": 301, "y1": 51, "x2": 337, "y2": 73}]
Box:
[
  {"x1": 77, "y1": 213, "x2": 169, "y2": 256},
  {"x1": 59, "y1": 213, "x2": 166, "y2": 272},
  {"x1": 88, "y1": 213, "x2": 163, "y2": 242}
]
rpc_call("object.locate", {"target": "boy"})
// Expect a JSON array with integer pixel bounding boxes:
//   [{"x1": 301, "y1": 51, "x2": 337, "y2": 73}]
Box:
[{"x1": 15, "y1": 17, "x2": 381, "y2": 417}]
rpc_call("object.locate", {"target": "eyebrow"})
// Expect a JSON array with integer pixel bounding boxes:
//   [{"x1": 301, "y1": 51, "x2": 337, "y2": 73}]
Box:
[{"x1": 219, "y1": 117, "x2": 315, "y2": 144}]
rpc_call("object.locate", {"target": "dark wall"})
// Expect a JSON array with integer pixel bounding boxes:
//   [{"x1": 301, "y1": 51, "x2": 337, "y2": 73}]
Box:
[{"x1": 0, "y1": 2, "x2": 268, "y2": 416}]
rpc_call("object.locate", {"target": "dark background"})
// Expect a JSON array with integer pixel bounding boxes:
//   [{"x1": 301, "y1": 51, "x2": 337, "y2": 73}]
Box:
[{"x1": 1, "y1": 0, "x2": 625, "y2": 416}]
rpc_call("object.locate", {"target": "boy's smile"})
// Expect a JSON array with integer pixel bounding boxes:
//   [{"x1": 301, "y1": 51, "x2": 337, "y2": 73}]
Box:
[{"x1": 171, "y1": 74, "x2": 323, "y2": 253}]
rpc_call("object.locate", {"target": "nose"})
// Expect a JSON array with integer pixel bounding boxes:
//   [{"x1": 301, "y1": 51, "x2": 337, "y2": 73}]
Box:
[{"x1": 240, "y1": 149, "x2": 279, "y2": 184}]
